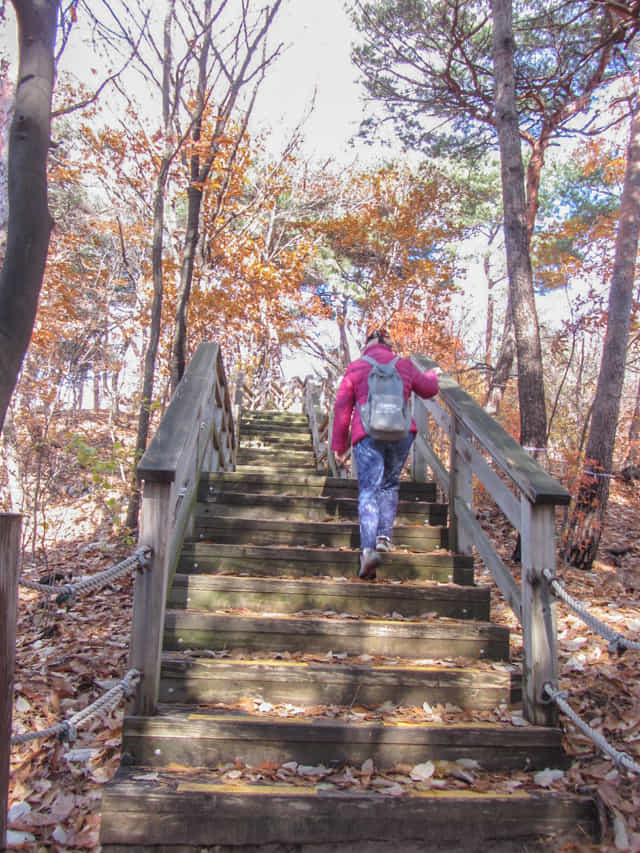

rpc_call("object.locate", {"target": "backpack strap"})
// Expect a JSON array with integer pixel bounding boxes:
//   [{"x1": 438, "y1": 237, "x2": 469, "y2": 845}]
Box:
[{"x1": 361, "y1": 355, "x2": 400, "y2": 368}]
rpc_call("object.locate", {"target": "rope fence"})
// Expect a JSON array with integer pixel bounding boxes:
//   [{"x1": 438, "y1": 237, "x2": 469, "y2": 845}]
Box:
[
  {"x1": 542, "y1": 569, "x2": 640, "y2": 655},
  {"x1": 19, "y1": 547, "x2": 152, "y2": 605},
  {"x1": 11, "y1": 669, "x2": 141, "y2": 747},
  {"x1": 543, "y1": 683, "x2": 640, "y2": 776},
  {"x1": 11, "y1": 548, "x2": 149, "y2": 747},
  {"x1": 538, "y1": 570, "x2": 640, "y2": 776}
]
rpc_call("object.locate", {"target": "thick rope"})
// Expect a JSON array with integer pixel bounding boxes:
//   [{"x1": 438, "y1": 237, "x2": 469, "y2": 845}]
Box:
[
  {"x1": 19, "y1": 547, "x2": 151, "y2": 604},
  {"x1": 543, "y1": 683, "x2": 640, "y2": 775},
  {"x1": 542, "y1": 569, "x2": 640, "y2": 655},
  {"x1": 11, "y1": 669, "x2": 141, "y2": 747}
]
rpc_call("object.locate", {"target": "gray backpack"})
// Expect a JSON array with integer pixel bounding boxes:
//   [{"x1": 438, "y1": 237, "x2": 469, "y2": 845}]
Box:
[{"x1": 358, "y1": 355, "x2": 412, "y2": 440}]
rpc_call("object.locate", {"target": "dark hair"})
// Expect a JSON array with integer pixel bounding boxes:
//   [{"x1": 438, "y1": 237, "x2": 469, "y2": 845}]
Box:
[{"x1": 366, "y1": 327, "x2": 391, "y2": 345}]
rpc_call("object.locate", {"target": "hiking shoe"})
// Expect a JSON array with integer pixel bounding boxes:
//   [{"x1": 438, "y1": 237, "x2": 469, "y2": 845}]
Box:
[
  {"x1": 359, "y1": 548, "x2": 381, "y2": 580},
  {"x1": 376, "y1": 535, "x2": 393, "y2": 552}
]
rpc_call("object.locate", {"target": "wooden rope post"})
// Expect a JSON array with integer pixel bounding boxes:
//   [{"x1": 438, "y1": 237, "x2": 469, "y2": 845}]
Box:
[
  {"x1": 1, "y1": 514, "x2": 21, "y2": 851},
  {"x1": 521, "y1": 499, "x2": 558, "y2": 726},
  {"x1": 129, "y1": 483, "x2": 172, "y2": 716}
]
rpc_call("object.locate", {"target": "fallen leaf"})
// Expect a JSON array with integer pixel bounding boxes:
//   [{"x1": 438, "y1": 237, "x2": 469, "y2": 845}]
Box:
[
  {"x1": 534, "y1": 768, "x2": 564, "y2": 788},
  {"x1": 410, "y1": 761, "x2": 435, "y2": 781}
]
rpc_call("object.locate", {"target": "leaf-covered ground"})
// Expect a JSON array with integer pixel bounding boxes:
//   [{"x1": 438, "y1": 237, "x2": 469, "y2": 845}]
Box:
[{"x1": 6, "y1": 417, "x2": 640, "y2": 851}]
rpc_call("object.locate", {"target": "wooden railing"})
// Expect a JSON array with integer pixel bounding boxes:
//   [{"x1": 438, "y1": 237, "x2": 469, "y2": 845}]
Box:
[
  {"x1": 129, "y1": 343, "x2": 236, "y2": 715},
  {"x1": 302, "y1": 377, "x2": 349, "y2": 478},
  {"x1": 410, "y1": 355, "x2": 570, "y2": 726},
  {"x1": 303, "y1": 355, "x2": 571, "y2": 726}
]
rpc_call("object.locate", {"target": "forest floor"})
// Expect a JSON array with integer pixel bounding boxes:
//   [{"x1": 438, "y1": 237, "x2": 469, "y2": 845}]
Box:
[{"x1": 5, "y1": 411, "x2": 640, "y2": 852}]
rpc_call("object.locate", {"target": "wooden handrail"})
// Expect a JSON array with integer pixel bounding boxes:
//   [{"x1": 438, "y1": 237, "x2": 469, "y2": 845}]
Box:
[
  {"x1": 410, "y1": 354, "x2": 569, "y2": 726},
  {"x1": 412, "y1": 355, "x2": 570, "y2": 506},
  {"x1": 129, "y1": 343, "x2": 235, "y2": 715}
]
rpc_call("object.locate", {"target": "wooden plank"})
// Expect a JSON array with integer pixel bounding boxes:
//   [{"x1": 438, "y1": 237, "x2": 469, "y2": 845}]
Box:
[
  {"x1": 159, "y1": 656, "x2": 510, "y2": 709},
  {"x1": 411, "y1": 395, "x2": 430, "y2": 482},
  {"x1": 411, "y1": 355, "x2": 571, "y2": 506},
  {"x1": 163, "y1": 611, "x2": 509, "y2": 660},
  {"x1": 421, "y1": 395, "x2": 452, "y2": 434},
  {"x1": 129, "y1": 482, "x2": 172, "y2": 715},
  {"x1": 100, "y1": 776, "x2": 597, "y2": 850},
  {"x1": 198, "y1": 493, "x2": 446, "y2": 525},
  {"x1": 168, "y1": 573, "x2": 488, "y2": 620},
  {"x1": 521, "y1": 500, "x2": 558, "y2": 726},
  {"x1": 179, "y1": 542, "x2": 473, "y2": 584},
  {"x1": 459, "y1": 433, "x2": 522, "y2": 530},
  {"x1": 454, "y1": 497, "x2": 522, "y2": 620},
  {"x1": 138, "y1": 343, "x2": 224, "y2": 482},
  {"x1": 1, "y1": 514, "x2": 21, "y2": 852},
  {"x1": 449, "y1": 418, "x2": 473, "y2": 556},
  {"x1": 122, "y1": 713, "x2": 565, "y2": 771},
  {"x1": 414, "y1": 433, "x2": 449, "y2": 495},
  {"x1": 193, "y1": 515, "x2": 444, "y2": 549},
  {"x1": 303, "y1": 381, "x2": 322, "y2": 473},
  {"x1": 202, "y1": 472, "x2": 436, "y2": 500}
]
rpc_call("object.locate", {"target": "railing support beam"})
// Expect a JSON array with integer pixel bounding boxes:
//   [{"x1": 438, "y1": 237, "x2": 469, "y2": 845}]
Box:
[
  {"x1": 448, "y1": 417, "x2": 474, "y2": 556},
  {"x1": 521, "y1": 500, "x2": 558, "y2": 726}
]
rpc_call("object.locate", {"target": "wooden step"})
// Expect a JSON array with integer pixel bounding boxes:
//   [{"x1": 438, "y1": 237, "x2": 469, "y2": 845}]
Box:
[
  {"x1": 201, "y1": 471, "x2": 437, "y2": 501},
  {"x1": 241, "y1": 410, "x2": 308, "y2": 424},
  {"x1": 163, "y1": 611, "x2": 510, "y2": 660},
  {"x1": 101, "y1": 770, "x2": 598, "y2": 852},
  {"x1": 193, "y1": 515, "x2": 447, "y2": 550},
  {"x1": 237, "y1": 447, "x2": 315, "y2": 466},
  {"x1": 179, "y1": 542, "x2": 475, "y2": 584},
  {"x1": 236, "y1": 463, "x2": 321, "y2": 475},
  {"x1": 120, "y1": 709, "x2": 564, "y2": 771},
  {"x1": 200, "y1": 490, "x2": 448, "y2": 526},
  {"x1": 167, "y1": 574, "x2": 488, "y2": 619},
  {"x1": 159, "y1": 655, "x2": 514, "y2": 709},
  {"x1": 240, "y1": 433, "x2": 313, "y2": 450}
]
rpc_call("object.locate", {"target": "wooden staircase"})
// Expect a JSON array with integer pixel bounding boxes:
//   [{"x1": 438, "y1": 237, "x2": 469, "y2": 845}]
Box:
[{"x1": 101, "y1": 409, "x2": 597, "y2": 851}]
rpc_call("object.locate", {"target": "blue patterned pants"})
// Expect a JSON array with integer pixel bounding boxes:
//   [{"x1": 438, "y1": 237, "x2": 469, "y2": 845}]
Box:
[{"x1": 352, "y1": 433, "x2": 415, "y2": 550}]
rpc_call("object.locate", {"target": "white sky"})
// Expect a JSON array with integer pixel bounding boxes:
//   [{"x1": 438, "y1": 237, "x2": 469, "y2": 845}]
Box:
[{"x1": 249, "y1": 0, "x2": 380, "y2": 164}]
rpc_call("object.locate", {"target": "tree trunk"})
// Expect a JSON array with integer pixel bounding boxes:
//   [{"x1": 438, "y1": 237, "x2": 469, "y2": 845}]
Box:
[
  {"x1": 566, "y1": 96, "x2": 640, "y2": 569},
  {"x1": 622, "y1": 373, "x2": 640, "y2": 475},
  {"x1": 0, "y1": 0, "x2": 58, "y2": 435},
  {"x1": 491, "y1": 0, "x2": 547, "y2": 449},
  {"x1": 169, "y1": 0, "x2": 283, "y2": 390},
  {"x1": 1, "y1": 407, "x2": 24, "y2": 512},
  {"x1": 125, "y1": 1, "x2": 175, "y2": 532},
  {"x1": 169, "y1": 0, "x2": 211, "y2": 392},
  {"x1": 485, "y1": 293, "x2": 516, "y2": 415}
]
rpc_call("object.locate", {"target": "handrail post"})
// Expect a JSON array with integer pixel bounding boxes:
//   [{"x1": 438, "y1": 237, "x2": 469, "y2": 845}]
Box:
[
  {"x1": 521, "y1": 499, "x2": 558, "y2": 726},
  {"x1": 411, "y1": 393, "x2": 430, "y2": 483},
  {"x1": 129, "y1": 481, "x2": 172, "y2": 716},
  {"x1": 233, "y1": 370, "x2": 244, "y2": 452},
  {"x1": 303, "y1": 379, "x2": 324, "y2": 472},
  {"x1": 448, "y1": 415, "x2": 473, "y2": 556},
  {"x1": 327, "y1": 407, "x2": 339, "y2": 478},
  {"x1": 1, "y1": 514, "x2": 21, "y2": 852}
]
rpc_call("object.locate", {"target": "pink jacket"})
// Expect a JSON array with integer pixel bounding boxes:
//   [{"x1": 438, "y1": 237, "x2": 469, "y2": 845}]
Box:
[{"x1": 331, "y1": 343, "x2": 439, "y2": 454}]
